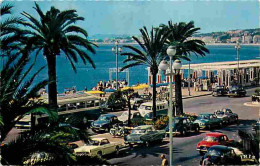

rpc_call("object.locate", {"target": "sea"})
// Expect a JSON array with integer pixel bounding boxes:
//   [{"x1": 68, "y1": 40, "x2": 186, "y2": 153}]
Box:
[{"x1": 13, "y1": 44, "x2": 260, "y2": 93}]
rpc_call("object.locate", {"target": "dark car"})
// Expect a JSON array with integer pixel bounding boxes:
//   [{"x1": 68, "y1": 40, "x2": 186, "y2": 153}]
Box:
[
  {"x1": 100, "y1": 99, "x2": 126, "y2": 111},
  {"x1": 200, "y1": 145, "x2": 241, "y2": 165},
  {"x1": 165, "y1": 117, "x2": 200, "y2": 136},
  {"x1": 90, "y1": 114, "x2": 120, "y2": 132},
  {"x1": 212, "y1": 86, "x2": 228, "y2": 96},
  {"x1": 227, "y1": 86, "x2": 246, "y2": 97},
  {"x1": 252, "y1": 119, "x2": 260, "y2": 132}
]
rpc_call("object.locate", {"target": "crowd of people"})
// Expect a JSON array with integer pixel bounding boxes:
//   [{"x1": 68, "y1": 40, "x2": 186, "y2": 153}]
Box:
[{"x1": 91, "y1": 79, "x2": 129, "y2": 91}]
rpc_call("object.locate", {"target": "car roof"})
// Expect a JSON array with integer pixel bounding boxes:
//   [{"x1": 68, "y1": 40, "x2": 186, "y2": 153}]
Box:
[
  {"x1": 206, "y1": 132, "x2": 225, "y2": 137},
  {"x1": 92, "y1": 137, "x2": 107, "y2": 142},
  {"x1": 134, "y1": 125, "x2": 153, "y2": 130},
  {"x1": 209, "y1": 145, "x2": 233, "y2": 151},
  {"x1": 101, "y1": 114, "x2": 116, "y2": 117}
]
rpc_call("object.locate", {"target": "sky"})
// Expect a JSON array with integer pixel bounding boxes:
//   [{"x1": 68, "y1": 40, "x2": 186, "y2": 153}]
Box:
[{"x1": 3, "y1": 0, "x2": 259, "y2": 36}]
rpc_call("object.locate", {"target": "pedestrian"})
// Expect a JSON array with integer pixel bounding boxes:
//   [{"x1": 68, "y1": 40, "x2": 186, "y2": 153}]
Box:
[
  {"x1": 202, "y1": 155, "x2": 212, "y2": 166},
  {"x1": 160, "y1": 154, "x2": 168, "y2": 166}
]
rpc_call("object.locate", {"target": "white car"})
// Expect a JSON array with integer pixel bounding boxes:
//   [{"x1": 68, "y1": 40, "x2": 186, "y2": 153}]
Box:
[
  {"x1": 74, "y1": 138, "x2": 121, "y2": 157},
  {"x1": 118, "y1": 111, "x2": 142, "y2": 123},
  {"x1": 138, "y1": 101, "x2": 168, "y2": 117}
]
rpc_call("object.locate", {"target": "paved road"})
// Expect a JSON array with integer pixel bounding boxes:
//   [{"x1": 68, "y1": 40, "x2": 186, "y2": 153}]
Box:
[{"x1": 106, "y1": 87, "x2": 259, "y2": 166}]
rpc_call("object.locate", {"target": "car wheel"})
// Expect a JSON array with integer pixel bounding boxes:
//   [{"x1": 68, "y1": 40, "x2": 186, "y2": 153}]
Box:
[
  {"x1": 181, "y1": 129, "x2": 187, "y2": 136},
  {"x1": 145, "y1": 141, "x2": 150, "y2": 147},
  {"x1": 97, "y1": 151, "x2": 102, "y2": 158},
  {"x1": 219, "y1": 122, "x2": 223, "y2": 128},
  {"x1": 207, "y1": 125, "x2": 211, "y2": 130},
  {"x1": 115, "y1": 146, "x2": 120, "y2": 156},
  {"x1": 195, "y1": 126, "x2": 199, "y2": 133}
]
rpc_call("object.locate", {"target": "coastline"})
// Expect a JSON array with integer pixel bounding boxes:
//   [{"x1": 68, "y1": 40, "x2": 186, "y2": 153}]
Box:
[{"x1": 94, "y1": 42, "x2": 260, "y2": 46}]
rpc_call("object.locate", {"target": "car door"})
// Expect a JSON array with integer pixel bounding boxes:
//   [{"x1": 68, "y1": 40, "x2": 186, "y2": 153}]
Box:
[
  {"x1": 212, "y1": 115, "x2": 219, "y2": 126},
  {"x1": 186, "y1": 118, "x2": 192, "y2": 131},
  {"x1": 182, "y1": 119, "x2": 189, "y2": 132},
  {"x1": 100, "y1": 139, "x2": 112, "y2": 155}
]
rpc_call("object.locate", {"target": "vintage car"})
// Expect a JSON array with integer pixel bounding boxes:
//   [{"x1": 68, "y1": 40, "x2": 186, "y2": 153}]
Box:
[
  {"x1": 214, "y1": 108, "x2": 238, "y2": 124},
  {"x1": 118, "y1": 111, "x2": 143, "y2": 124},
  {"x1": 90, "y1": 114, "x2": 120, "y2": 132},
  {"x1": 200, "y1": 145, "x2": 241, "y2": 165},
  {"x1": 194, "y1": 113, "x2": 223, "y2": 129},
  {"x1": 100, "y1": 99, "x2": 126, "y2": 111},
  {"x1": 212, "y1": 86, "x2": 228, "y2": 96},
  {"x1": 124, "y1": 125, "x2": 165, "y2": 147},
  {"x1": 130, "y1": 98, "x2": 145, "y2": 110},
  {"x1": 196, "y1": 132, "x2": 234, "y2": 155},
  {"x1": 252, "y1": 119, "x2": 260, "y2": 132},
  {"x1": 227, "y1": 85, "x2": 246, "y2": 97},
  {"x1": 74, "y1": 138, "x2": 121, "y2": 157},
  {"x1": 165, "y1": 117, "x2": 200, "y2": 136}
]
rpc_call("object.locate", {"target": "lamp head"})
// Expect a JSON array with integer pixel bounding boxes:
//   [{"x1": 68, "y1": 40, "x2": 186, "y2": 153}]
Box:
[
  {"x1": 167, "y1": 45, "x2": 177, "y2": 57},
  {"x1": 158, "y1": 60, "x2": 169, "y2": 71},
  {"x1": 173, "y1": 59, "x2": 182, "y2": 70}
]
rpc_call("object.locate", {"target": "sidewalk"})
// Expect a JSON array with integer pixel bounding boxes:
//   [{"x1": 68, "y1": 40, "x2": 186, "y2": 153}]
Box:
[{"x1": 181, "y1": 87, "x2": 212, "y2": 99}]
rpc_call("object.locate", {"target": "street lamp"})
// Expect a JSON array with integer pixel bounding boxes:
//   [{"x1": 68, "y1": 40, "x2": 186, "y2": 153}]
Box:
[
  {"x1": 235, "y1": 42, "x2": 241, "y2": 84},
  {"x1": 159, "y1": 45, "x2": 176, "y2": 166},
  {"x1": 112, "y1": 41, "x2": 122, "y2": 90}
]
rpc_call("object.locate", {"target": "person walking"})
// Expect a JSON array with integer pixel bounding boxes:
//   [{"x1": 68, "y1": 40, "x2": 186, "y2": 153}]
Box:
[{"x1": 160, "y1": 154, "x2": 168, "y2": 166}]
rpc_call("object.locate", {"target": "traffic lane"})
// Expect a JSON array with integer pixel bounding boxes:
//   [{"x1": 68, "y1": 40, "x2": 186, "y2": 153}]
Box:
[
  {"x1": 108, "y1": 124, "x2": 253, "y2": 166},
  {"x1": 183, "y1": 89, "x2": 259, "y2": 120}
]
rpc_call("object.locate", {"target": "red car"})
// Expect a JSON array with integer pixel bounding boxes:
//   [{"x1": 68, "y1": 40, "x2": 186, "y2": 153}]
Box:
[{"x1": 196, "y1": 132, "x2": 234, "y2": 155}]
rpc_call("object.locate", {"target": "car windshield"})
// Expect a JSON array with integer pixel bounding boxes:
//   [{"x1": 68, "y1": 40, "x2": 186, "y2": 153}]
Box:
[
  {"x1": 145, "y1": 106, "x2": 152, "y2": 110},
  {"x1": 131, "y1": 129, "x2": 146, "y2": 134},
  {"x1": 216, "y1": 111, "x2": 224, "y2": 115},
  {"x1": 89, "y1": 140, "x2": 100, "y2": 146},
  {"x1": 98, "y1": 116, "x2": 110, "y2": 121},
  {"x1": 173, "y1": 119, "x2": 180, "y2": 124},
  {"x1": 208, "y1": 149, "x2": 225, "y2": 156},
  {"x1": 203, "y1": 136, "x2": 218, "y2": 142},
  {"x1": 197, "y1": 115, "x2": 210, "y2": 120}
]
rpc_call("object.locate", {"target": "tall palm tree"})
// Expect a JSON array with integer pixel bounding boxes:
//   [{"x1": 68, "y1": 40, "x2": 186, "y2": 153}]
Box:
[
  {"x1": 0, "y1": 51, "x2": 57, "y2": 143},
  {"x1": 120, "y1": 26, "x2": 168, "y2": 121},
  {"x1": 20, "y1": 3, "x2": 97, "y2": 109},
  {"x1": 161, "y1": 21, "x2": 209, "y2": 115}
]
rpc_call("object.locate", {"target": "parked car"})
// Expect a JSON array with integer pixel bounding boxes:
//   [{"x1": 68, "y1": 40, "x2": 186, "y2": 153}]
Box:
[
  {"x1": 124, "y1": 125, "x2": 165, "y2": 147},
  {"x1": 252, "y1": 119, "x2": 260, "y2": 132},
  {"x1": 138, "y1": 101, "x2": 168, "y2": 117},
  {"x1": 139, "y1": 94, "x2": 152, "y2": 102},
  {"x1": 90, "y1": 114, "x2": 120, "y2": 132},
  {"x1": 212, "y1": 86, "x2": 228, "y2": 96},
  {"x1": 74, "y1": 138, "x2": 121, "y2": 157},
  {"x1": 200, "y1": 145, "x2": 241, "y2": 165},
  {"x1": 194, "y1": 113, "x2": 223, "y2": 129},
  {"x1": 130, "y1": 98, "x2": 144, "y2": 110},
  {"x1": 100, "y1": 99, "x2": 126, "y2": 111},
  {"x1": 196, "y1": 132, "x2": 234, "y2": 155},
  {"x1": 165, "y1": 117, "x2": 200, "y2": 136},
  {"x1": 118, "y1": 111, "x2": 143, "y2": 124},
  {"x1": 227, "y1": 85, "x2": 246, "y2": 97},
  {"x1": 214, "y1": 108, "x2": 238, "y2": 124},
  {"x1": 252, "y1": 89, "x2": 260, "y2": 102}
]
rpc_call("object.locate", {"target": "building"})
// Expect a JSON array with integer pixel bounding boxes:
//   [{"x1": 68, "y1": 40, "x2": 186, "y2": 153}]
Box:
[
  {"x1": 253, "y1": 35, "x2": 260, "y2": 44},
  {"x1": 242, "y1": 35, "x2": 253, "y2": 44},
  {"x1": 202, "y1": 36, "x2": 215, "y2": 43}
]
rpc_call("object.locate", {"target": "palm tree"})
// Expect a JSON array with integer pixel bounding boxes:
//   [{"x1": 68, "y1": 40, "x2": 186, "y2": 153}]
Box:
[
  {"x1": 161, "y1": 21, "x2": 209, "y2": 115},
  {"x1": 120, "y1": 26, "x2": 168, "y2": 121},
  {"x1": 0, "y1": 51, "x2": 57, "y2": 143},
  {"x1": 0, "y1": 4, "x2": 24, "y2": 62},
  {"x1": 20, "y1": 3, "x2": 97, "y2": 109}
]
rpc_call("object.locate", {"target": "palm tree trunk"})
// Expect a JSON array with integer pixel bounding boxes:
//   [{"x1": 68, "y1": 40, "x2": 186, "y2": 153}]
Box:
[
  {"x1": 127, "y1": 99, "x2": 131, "y2": 127},
  {"x1": 175, "y1": 74, "x2": 183, "y2": 115},
  {"x1": 152, "y1": 72, "x2": 157, "y2": 121},
  {"x1": 46, "y1": 55, "x2": 58, "y2": 110}
]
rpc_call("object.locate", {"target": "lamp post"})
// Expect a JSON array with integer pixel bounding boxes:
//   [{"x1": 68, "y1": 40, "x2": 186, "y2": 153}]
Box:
[
  {"x1": 235, "y1": 42, "x2": 241, "y2": 84},
  {"x1": 188, "y1": 61, "x2": 191, "y2": 96},
  {"x1": 174, "y1": 59, "x2": 183, "y2": 116},
  {"x1": 112, "y1": 41, "x2": 122, "y2": 90},
  {"x1": 159, "y1": 45, "x2": 178, "y2": 166}
]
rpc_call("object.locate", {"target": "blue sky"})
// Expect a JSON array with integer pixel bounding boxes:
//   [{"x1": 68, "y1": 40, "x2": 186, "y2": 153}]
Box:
[{"x1": 5, "y1": 0, "x2": 259, "y2": 36}]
